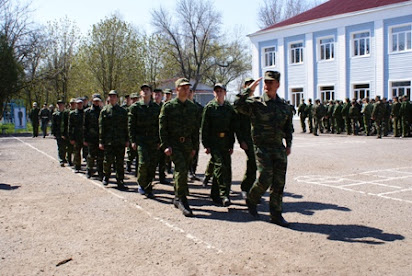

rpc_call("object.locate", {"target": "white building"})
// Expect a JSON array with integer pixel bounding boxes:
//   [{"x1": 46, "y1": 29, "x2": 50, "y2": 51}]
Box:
[{"x1": 248, "y1": 0, "x2": 412, "y2": 107}]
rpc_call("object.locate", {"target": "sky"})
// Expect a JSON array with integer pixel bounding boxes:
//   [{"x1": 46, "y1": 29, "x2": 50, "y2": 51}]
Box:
[{"x1": 26, "y1": 0, "x2": 263, "y2": 37}]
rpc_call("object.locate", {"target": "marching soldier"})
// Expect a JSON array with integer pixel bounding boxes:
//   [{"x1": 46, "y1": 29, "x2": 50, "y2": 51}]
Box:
[
  {"x1": 51, "y1": 100, "x2": 68, "y2": 166},
  {"x1": 159, "y1": 78, "x2": 199, "y2": 217},
  {"x1": 188, "y1": 88, "x2": 203, "y2": 181},
  {"x1": 234, "y1": 71, "x2": 293, "y2": 227},
  {"x1": 99, "y1": 90, "x2": 129, "y2": 190},
  {"x1": 29, "y1": 102, "x2": 40, "y2": 137},
  {"x1": 68, "y1": 99, "x2": 85, "y2": 172},
  {"x1": 312, "y1": 99, "x2": 325, "y2": 136},
  {"x1": 153, "y1": 89, "x2": 169, "y2": 184},
  {"x1": 297, "y1": 99, "x2": 307, "y2": 133},
  {"x1": 39, "y1": 103, "x2": 51, "y2": 138}
]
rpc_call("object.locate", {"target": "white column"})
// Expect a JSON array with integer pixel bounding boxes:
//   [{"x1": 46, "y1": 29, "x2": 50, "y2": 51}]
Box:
[
  {"x1": 278, "y1": 38, "x2": 286, "y2": 98},
  {"x1": 305, "y1": 32, "x2": 314, "y2": 100},
  {"x1": 375, "y1": 19, "x2": 384, "y2": 98},
  {"x1": 337, "y1": 27, "x2": 346, "y2": 99}
]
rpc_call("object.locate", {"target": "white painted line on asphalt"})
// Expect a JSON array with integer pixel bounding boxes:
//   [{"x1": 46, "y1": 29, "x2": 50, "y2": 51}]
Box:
[
  {"x1": 12, "y1": 136, "x2": 224, "y2": 254},
  {"x1": 378, "y1": 188, "x2": 412, "y2": 196}
]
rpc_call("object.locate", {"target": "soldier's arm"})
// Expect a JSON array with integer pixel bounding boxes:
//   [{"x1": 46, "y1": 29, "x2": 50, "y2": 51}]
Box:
[
  {"x1": 201, "y1": 106, "x2": 211, "y2": 150},
  {"x1": 285, "y1": 108, "x2": 293, "y2": 150},
  {"x1": 99, "y1": 110, "x2": 105, "y2": 146},
  {"x1": 83, "y1": 112, "x2": 89, "y2": 143},
  {"x1": 159, "y1": 104, "x2": 170, "y2": 150},
  {"x1": 231, "y1": 107, "x2": 240, "y2": 147},
  {"x1": 128, "y1": 106, "x2": 137, "y2": 145}
]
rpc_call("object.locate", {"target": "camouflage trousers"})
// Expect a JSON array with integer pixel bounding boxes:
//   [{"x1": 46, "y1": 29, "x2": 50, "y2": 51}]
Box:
[
  {"x1": 334, "y1": 117, "x2": 344, "y2": 134},
  {"x1": 313, "y1": 116, "x2": 323, "y2": 135},
  {"x1": 56, "y1": 137, "x2": 67, "y2": 164},
  {"x1": 299, "y1": 115, "x2": 306, "y2": 132},
  {"x1": 137, "y1": 144, "x2": 159, "y2": 192},
  {"x1": 351, "y1": 118, "x2": 360, "y2": 135},
  {"x1": 103, "y1": 144, "x2": 125, "y2": 180},
  {"x1": 210, "y1": 147, "x2": 232, "y2": 199},
  {"x1": 204, "y1": 157, "x2": 214, "y2": 178},
  {"x1": 66, "y1": 142, "x2": 74, "y2": 164},
  {"x1": 126, "y1": 145, "x2": 138, "y2": 167},
  {"x1": 157, "y1": 149, "x2": 166, "y2": 181},
  {"x1": 344, "y1": 117, "x2": 352, "y2": 134},
  {"x1": 375, "y1": 119, "x2": 384, "y2": 138},
  {"x1": 401, "y1": 117, "x2": 410, "y2": 137},
  {"x1": 87, "y1": 143, "x2": 104, "y2": 176},
  {"x1": 171, "y1": 145, "x2": 192, "y2": 198},
  {"x1": 307, "y1": 116, "x2": 313, "y2": 133},
  {"x1": 248, "y1": 145, "x2": 287, "y2": 213},
  {"x1": 73, "y1": 142, "x2": 83, "y2": 170},
  {"x1": 363, "y1": 115, "x2": 372, "y2": 135},
  {"x1": 240, "y1": 143, "x2": 256, "y2": 193},
  {"x1": 189, "y1": 145, "x2": 200, "y2": 175},
  {"x1": 392, "y1": 117, "x2": 401, "y2": 137}
]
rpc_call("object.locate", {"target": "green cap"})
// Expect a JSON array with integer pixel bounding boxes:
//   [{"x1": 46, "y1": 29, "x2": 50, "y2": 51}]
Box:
[
  {"x1": 244, "y1": 77, "x2": 254, "y2": 84},
  {"x1": 140, "y1": 84, "x2": 152, "y2": 90},
  {"x1": 153, "y1": 88, "x2": 163, "y2": 93},
  {"x1": 164, "y1": 89, "x2": 173, "y2": 94},
  {"x1": 130, "y1": 93, "x2": 139, "y2": 99},
  {"x1": 213, "y1": 83, "x2": 226, "y2": 91},
  {"x1": 264, "y1": 71, "x2": 280, "y2": 81},
  {"x1": 57, "y1": 100, "x2": 65, "y2": 104},
  {"x1": 175, "y1": 78, "x2": 191, "y2": 88},
  {"x1": 108, "y1": 90, "x2": 118, "y2": 95}
]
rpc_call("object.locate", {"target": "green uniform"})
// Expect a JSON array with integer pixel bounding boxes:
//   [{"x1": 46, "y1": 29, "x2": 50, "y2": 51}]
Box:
[
  {"x1": 159, "y1": 98, "x2": 199, "y2": 199},
  {"x1": 235, "y1": 96, "x2": 256, "y2": 194},
  {"x1": 342, "y1": 101, "x2": 351, "y2": 134},
  {"x1": 332, "y1": 103, "x2": 343, "y2": 134},
  {"x1": 327, "y1": 103, "x2": 335, "y2": 133},
  {"x1": 304, "y1": 103, "x2": 313, "y2": 133},
  {"x1": 189, "y1": 99, "x2": 204, "y2": 177},
  {"x1": 65, "y1": 109, "x2": 74, "y2": 165},
  {"x1": 156, "y1": 102, "x2": 167, "y2": 182},
  {"x1": 312, "y1": 102, "x2": 325, "y2": 135},
  {"x1": 372, "y1": 101, "x2": 385, "y2": 138},
  {"x1": 99, "y1": 104, "x2": 129, "y2": 181},
  {"x1": 29, "y1": 107, "x2": 40, "y2": 137},
  {"x1": 52, "y1": 109, "x2": 68, "y2": 165},
  {"x1": 68, "y1": 108, "x2": 84, "y2": 170},
  {"x1": 84, "y1": 104, "x2": 103, "y2": 178},
  {"x1": 201, "y1": 99, "x2": 237, "y2": 202},
  {"x1": 361, "y1": 102, "x2": 373, "y2": 136},
  {"x1": 349, "y1": 104, "x2": 361, "y2": 135},
  {"x1": 297, "y1": 103, "x2": 307, "y2": 132},
  {"x1": 128, "y1": 100, "x2": 161, "y2": 193},
  {"x1": 391, "y1": 101, "x2": 401, "y2": 137},
  {"x1": 235, "y1": 89, "x2": 293, "y2": 217},
  {"x1": 399, "y1": 99, "x2": 412, "y2": 137},
  {"x1": 124, "y1": 104, "x2": 138, "y2": 175}
]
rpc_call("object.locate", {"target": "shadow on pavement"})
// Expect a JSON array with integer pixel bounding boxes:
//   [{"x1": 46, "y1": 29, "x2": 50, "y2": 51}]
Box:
[
  {"x1": 289, "y1": 223, "x2": 405, "y2": 244},
  {"x1": 0, "y1": 183, "x2": 20, "y2": 190},
  {"x1": 284, "y1": 201, "x2": 351, "y2": 215}
]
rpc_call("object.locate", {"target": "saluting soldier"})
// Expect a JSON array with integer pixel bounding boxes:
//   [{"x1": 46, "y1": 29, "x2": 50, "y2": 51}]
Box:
[
  {"x1": 159, "y1": 78, "x2": 199, "y2": 217},
  {"x1": 99, "y1": 90, "x2": 129, "y2": 190},
  {"x1": 234, "y1": 71, "x2": 293, "y2": 227},
  {"x1": 52, "y1": 100, "x2": 68, "y2": 166},
  {"x1": 84, "y1": 95, "x2": 104, "y2": 180},
  {"x1": 68, "y1": 99, "x2": 85, "y2": 172},
  {"x1": 129, "y1": 84, "x2": 161, "y2": 198},
  {"x1": 201, "y1": 83, "x2": 238, "y2": 206}
]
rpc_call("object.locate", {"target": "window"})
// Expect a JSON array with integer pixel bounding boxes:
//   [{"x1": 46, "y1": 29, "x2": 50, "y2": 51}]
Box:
[
  {"x1": 290, "y1": 42, "x2": 303, "y2": 64},
  {"x1": 291, "y1": 88, "x2": 304, "y2": 108},
  {"x1": 353, "y1": 31, "x2": 370, "y2": 57},
  {"x1": 319, "y1": 37, "x2": 335, "y2": 61},
  {"x1": 320, "y1": 86, "x2": 335, "y2": 103},
  {"x1": 391, "y1": 25, "x2": 412, "y2": 52},
  {"x1": 263, "y1": 46, "x2": 276, "y2": 67},
  {"x1": 391, "y1": 81, "x2": 411, "y2": 98},
  {"x1": 353, "y1": 84, "x2": 370, "y2": 100}
]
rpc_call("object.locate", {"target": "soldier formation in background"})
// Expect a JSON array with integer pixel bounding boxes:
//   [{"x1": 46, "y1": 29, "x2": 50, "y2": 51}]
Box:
[
  {"x1": 297, "y1": 95, "x2": 412, "y2": 139},
  {"x1": 28, "y1": 73, "x2": 412, "y2": 225}
]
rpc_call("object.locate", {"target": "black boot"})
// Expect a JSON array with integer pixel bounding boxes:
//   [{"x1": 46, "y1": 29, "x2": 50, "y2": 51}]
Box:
[
  {"x1": 270, "y1": 209, "x2": 290, "y2": 227},
  {"x1": 177, "y1": 197, "x2": 193, "y2": 217},
  {"x1": 86, "y1": 169, "x2": 92, "y2": 179},
  {"x1": 202, "y1": 175, "x2": 210, "y2": 187},
  {"x1": 246, "y1": 198, "x2": 259, "y2": 218}
]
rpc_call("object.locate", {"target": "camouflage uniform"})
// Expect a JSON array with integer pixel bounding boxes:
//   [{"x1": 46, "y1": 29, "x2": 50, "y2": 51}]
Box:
[
  {"x1": 84, "y1": 103, "x2": 103, "y2": 179},
  {"x1": 201, "y1": 98, "x2": 238, "y2": 203},
  {"x1": 29, "y1": 106, "x2": 40, "y2": 137},
  {"x1": 399, "y1": 96, "x2": 412, "y2": 137},
  {"x1": 68, "y1": 106, "x2": 84, "y2": 170},
  {"x1": 234, "y1": 85, "x2": 293, "y2": 219},
  {"x1": 51, "y1": 104, "x2": 68, "y2": 165},
  {"x1": 332, "y1": 102, "x2": 344, "y2": 134},
  {"x1": 349, "y1": 102, "x2": 361, "y2": 135},
  {"x1": 159, "y1": 98, "x2": 199, "y2": 200},
  {"x1": 189, "y1": 99, "x2": 204, "y2": 178},
  {"x1": 99, "y1": 101, "x2": 129, "y2": 183},
  {"x1": 391, "y1": 99, "x2": 401, "y2": 137},
  {"x1": 304, "y1": 101, "x2": 313, "y2": 133},
  {"x1": 342, "y1": 99, "x2": 351, "y2": 134},
  {"x1": 372, "y1": 98, "x2": 386, "y2": 138},
  {"x1": 312, "y1": 100, "x2": 325, "y2": 136},
  {"x1": 297, "y1": 101, "x2": 307, "y2": 132},
  {"x1": 361, "y1": 100, "x2": 373, "y2": 136},
  {"x1": 128, "y1": 99, "x2": 161, "y2": 194}
]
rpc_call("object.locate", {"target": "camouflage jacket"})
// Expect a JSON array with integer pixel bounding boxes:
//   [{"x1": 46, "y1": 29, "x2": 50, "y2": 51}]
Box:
[
  {"x1": 83, "y1": 105, "x2": 101, "y2": 144},
  {"x1": 52, "y1": 109, "x2": 68, "y2": 138},
  {"x1": 234, "y1": 89, "x2": 293, "y2": 148},
  {"x1": 99, "y1": 104, "x2": 129, "y2": 146},
  {"x1": 361, "y1": 103, "x2": 373, "y2": 117},
  {"x1": 201, "y1": 99, "x2": 238, "y2": 150},
  {"x1": 372, "y1": 101, "x2": 385, "y2": 120},
  {"x1": 297, "y1": 103, "x2": 306, "y2": 118},
  {"x1": 349, "y1": 105, "x2": 360, "y2": 119},
  {"x1": 68, "y1": 109, "x2": 84, "y2": 143},
  {"x1": 342, "y1": 102, "x2": 350, "y2": 117},
  {"x1": 305, "y1": 104, "x2": 313, "y2": 118},
  {"x1": 399, "y1": 100, "x2": 412, "y2": 120},
  {"x1": 313, "y1": 103, "x2": 326, "y2": 118},
  {"x1": 128, "y1": 100, "x2": 161, "y2": 146},
  {"x1": 159, "y1": 98, "x2": 199, "y2": 150},
  {"x1": 332, "y1": 104, "x2": 342, "y2": 118}
]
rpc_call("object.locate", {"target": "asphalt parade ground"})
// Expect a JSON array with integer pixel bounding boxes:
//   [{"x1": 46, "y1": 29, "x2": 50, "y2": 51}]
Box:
[{"x1": 1, "y1": 121, "x2": 411, "y2": 275}]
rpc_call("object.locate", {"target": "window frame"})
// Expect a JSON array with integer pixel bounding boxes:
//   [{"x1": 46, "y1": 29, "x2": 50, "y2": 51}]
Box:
[
  {"x1": 318, "y1": 36, "x2": 335, "y2": 62},
  {"x1": 352, "y1": 83, "x2": 371, "y2": 101},
  {"x1": 289, "y1": 41, "x2": 304, "y2": 65},
  {"x1": 290, "y1": 87, "x2": 304, "y2": 108},
  {"x1": 351, "y1": 30, "x2": 371, "y2": 58},
  {"x1": 319, "y1": 85, "x2": 335, "y2": 103},
  {"x1": 390, "y1": 80, "x2": 411, "y2": 98},
  {"x1": 389, "y1": 24, "x2": 412, "y2": 54},
  {"x1": 262, "y1": 46, "x2": 277, "y2": 68}
]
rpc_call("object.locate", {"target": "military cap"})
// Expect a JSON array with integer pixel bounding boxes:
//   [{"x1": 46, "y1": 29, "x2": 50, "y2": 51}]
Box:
[
  {"x1": 69, "y1": 98, "x2": 76, "y2": 103},
  {"x1": 244, "y1": 77, "x2": 254, "y2": 84},
  {"x1": 108, "y1": 90, "x2": 118, "y2": 95},
  {"x1": 153, "y1": 88, "x2": 163, "y2": 93},
  {"x1": 130, "y1": 93, "x2": 139, "y2": 99},
  {"x1": 214, "y1": 83, "x2": 226, "y2": 91},
  {"x1": 141, "y1": 84, "x2": 152, "y2": 90},
  {"x1": 80, "y1": 96, "x2": 86, "y2": 101},
  {"x1": 175, "y1": 78, "x2": 191, "y2": 88},
  {"x1": 92, "y1": 93, "x2": 102, "y2": 100},
  {"x1": 264, "y1": 70, "x2": 280, "y2": 81},
  {"x1": 57, "y1": 100, "x2": 65, "y2": 104},
  {"x1": 124, "y1": 94, "x2": 130, "y2": 98},
  {"x1": 76, "y1": 98, "x2": 83, "y2": 103},
  {"x1": 33, "y1": 102, "x2": 38, "y2": 107},
  {"x1": 164, "y1": 89, "x2": 173, "y2": 94},
  {"x1": 92, "y1": 97, "x2": 102, "y2": 102}
]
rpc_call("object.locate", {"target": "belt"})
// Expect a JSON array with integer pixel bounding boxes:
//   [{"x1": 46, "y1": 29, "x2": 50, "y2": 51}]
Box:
[{"x1": 217, "y1": 132, "x2": 226, "y2": 138}]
